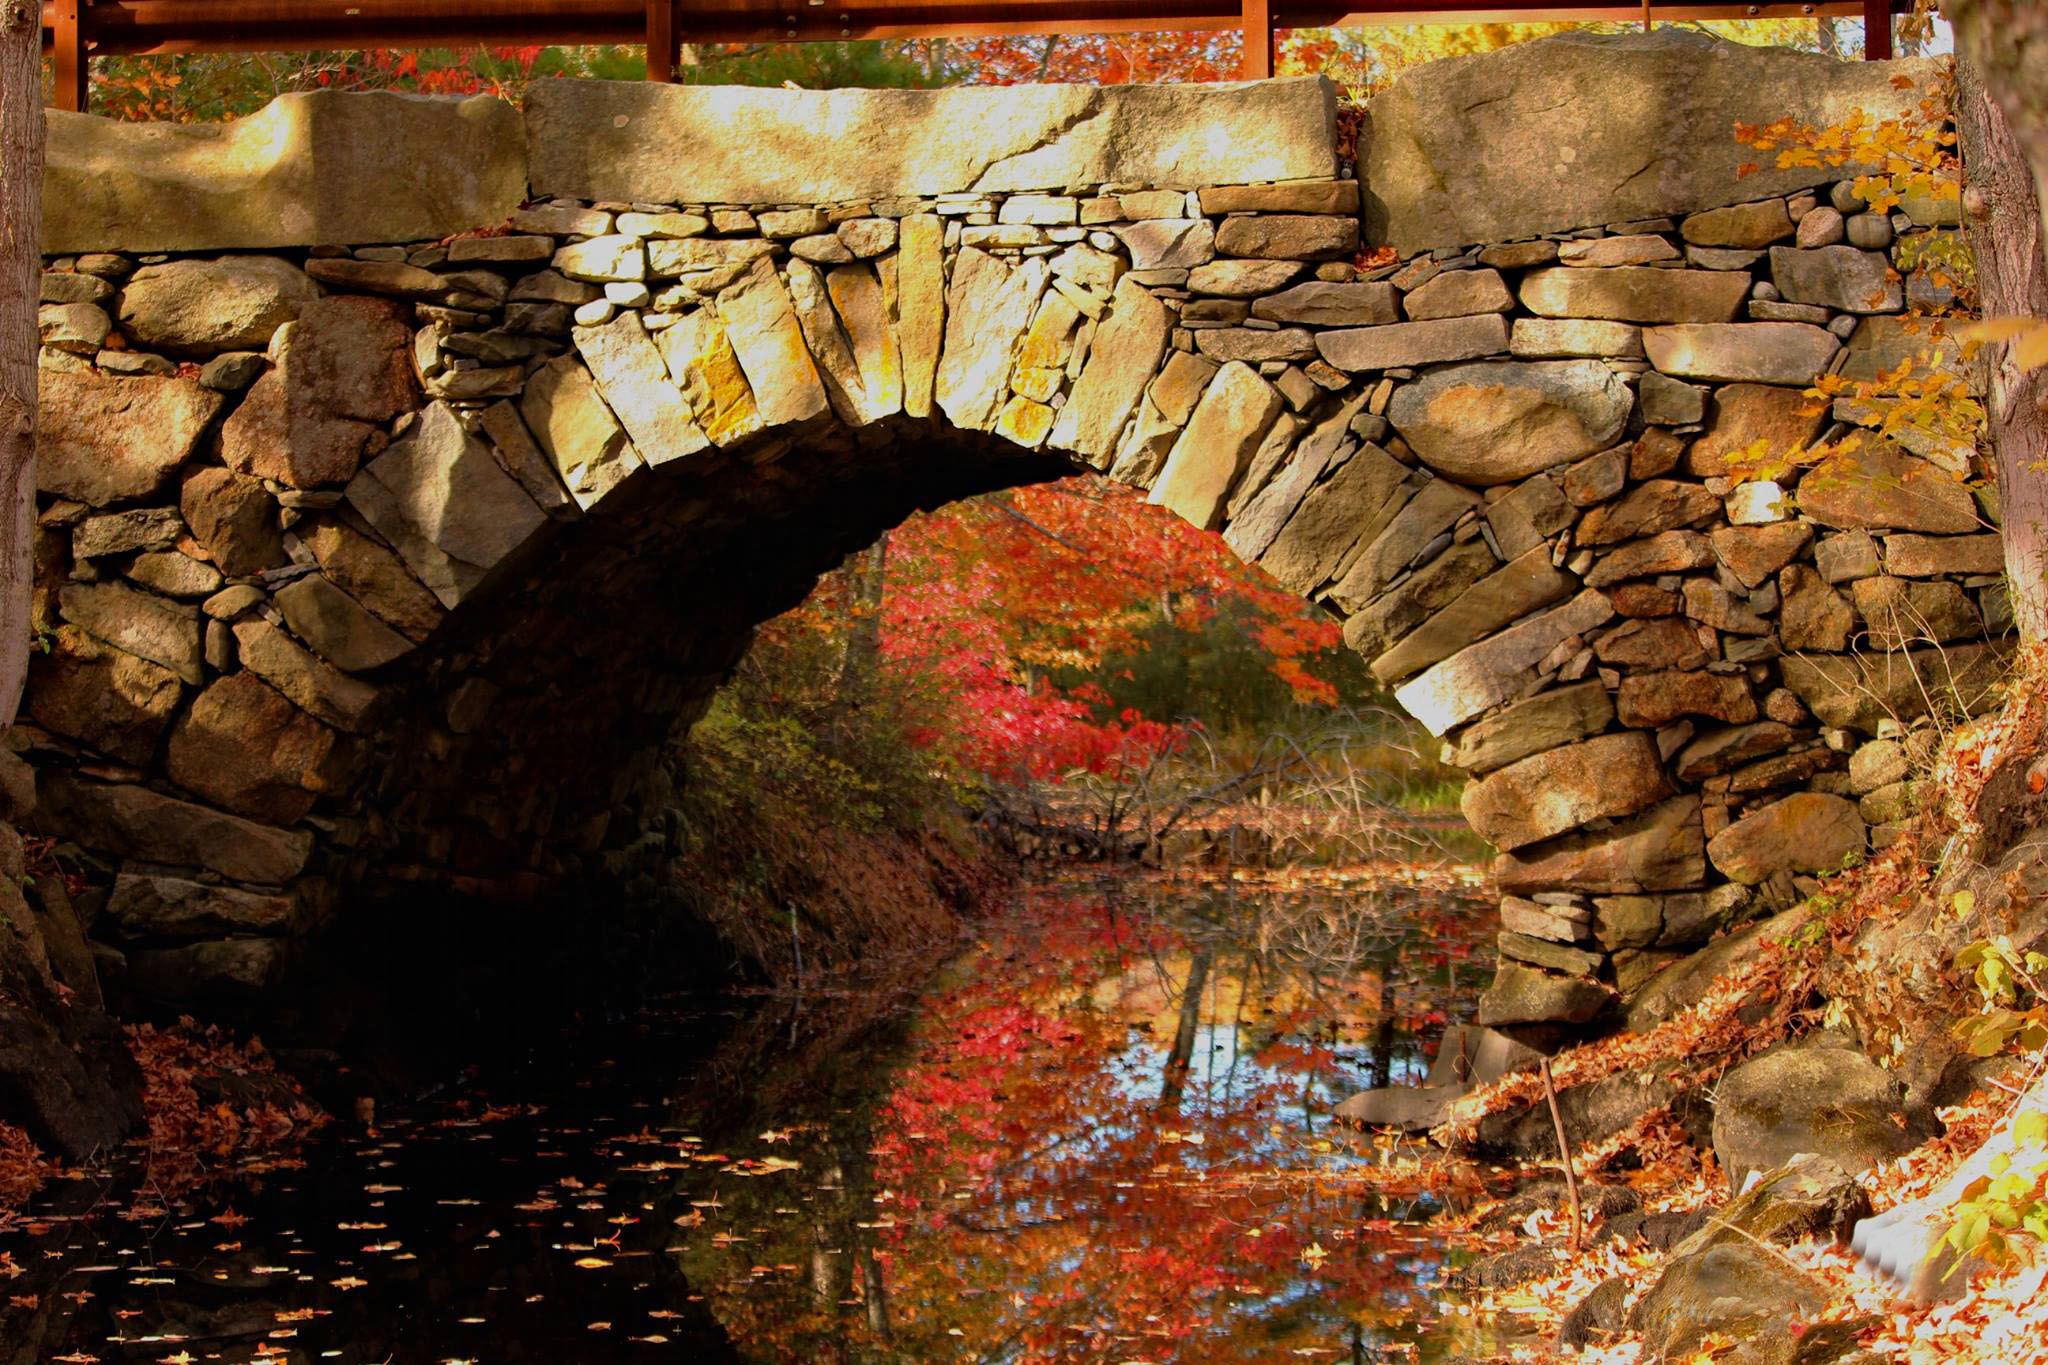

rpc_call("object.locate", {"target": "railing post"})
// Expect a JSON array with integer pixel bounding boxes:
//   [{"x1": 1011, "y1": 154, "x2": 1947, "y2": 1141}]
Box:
[
  {"x1": 1240, "y1": 0, "x2": 1273, "y2": 81},
  {"x1": 1862, "y1": 0, "x2": 1893, "y2": 59},
  {"x1": 646, "y1": 0, "x2": 677, "y2": 83},
  {"x1": 51, "y1": 0, "x2": 86, "y2": 112}
]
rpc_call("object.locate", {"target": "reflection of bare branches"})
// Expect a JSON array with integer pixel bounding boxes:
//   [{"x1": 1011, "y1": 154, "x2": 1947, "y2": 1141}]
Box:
[{"x1": 980, "y1": 708, "x2": 1467, "y2": 871}]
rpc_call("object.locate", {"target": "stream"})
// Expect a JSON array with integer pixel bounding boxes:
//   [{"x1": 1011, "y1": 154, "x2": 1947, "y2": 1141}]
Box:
[{"x1": 2, "y1": 865, "x2": 1525, "y2": 1363}]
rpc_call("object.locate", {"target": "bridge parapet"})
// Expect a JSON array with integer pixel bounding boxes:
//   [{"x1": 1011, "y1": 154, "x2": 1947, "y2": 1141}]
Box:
[{"x1": 23, "y1": 31, "x2": 1995, "y2": 1039}]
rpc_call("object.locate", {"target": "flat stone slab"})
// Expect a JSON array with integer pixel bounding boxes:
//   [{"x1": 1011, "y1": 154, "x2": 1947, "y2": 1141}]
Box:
[
  {"x1": 45, "y1": 91, "x2": 526, "y2": 254},
  {"x1": 527, "y1": 77, "x2": 1338, "y2": 205},
  {"x1": 1362, "y1": 28, "x2": 1936, "y2": 254}
]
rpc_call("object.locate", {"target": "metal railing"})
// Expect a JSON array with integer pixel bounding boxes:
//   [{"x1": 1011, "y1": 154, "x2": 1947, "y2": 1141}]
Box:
[{"x1": 39, "y1": 0, "x2": 1910, "y2": 111}]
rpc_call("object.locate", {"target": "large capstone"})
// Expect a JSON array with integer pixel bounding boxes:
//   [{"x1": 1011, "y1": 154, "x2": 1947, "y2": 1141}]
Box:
[{"x1": 1361, "y1": 27, "x2": 1935, "y2": 253}]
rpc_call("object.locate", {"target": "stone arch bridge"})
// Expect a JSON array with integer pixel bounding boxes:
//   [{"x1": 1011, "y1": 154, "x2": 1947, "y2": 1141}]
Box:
[{"x1": 21, "y1": 30, "x2": 2001, "y2": 1036}]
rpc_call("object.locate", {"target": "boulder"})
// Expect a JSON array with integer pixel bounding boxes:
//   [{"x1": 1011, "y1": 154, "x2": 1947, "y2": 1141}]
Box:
[
  {"x1": 1328, "y1": 479, "x2": 1483, "y2": 608},
  {"x1": 105, "y1": 873, "x2": 302, "y2": 941},
  {"x1": 1213, "y1": 214, "x2": 1357, "y2": 260},
  {"x1": 572, "y1": 312, "x2": 711, "y2": 466},
  {"x1": 1852, "y1": 576, "x2": 1982, "y2": 648},
  {"x1": 1189, "y1": 260, "x2": 1308, "y2": 297},
  {"x1": 1770, "y1": 244, "x2": 1903, "y2": 314},
  {"x1": 116, "y1": 256, "x2": 319, "y2": 355},
  {"x1": 1627, "y1": 1241, "x2": 1830, "y2": 1363},
  {"x1": 524, "y1": 353, "x2": 647, "y2": 504},
  {"x1": 1249, "y1": 281, "x2": 1397, "y2": 328},
  {"x1": 1403, "y1": 267, "x2": 1513, "y2": 319},
  {"x1": 1713, "y1": 1048, "x2": 1913, "y2": 1191},
  {"x1": 57, "y1": 581, "x2": 202, "y2": 685},
  {"x1": 1361, "y1": 28, "x2": 1933, "y2": 253},
  {"x1": 231, "y1": 620, "x2": 380, "y2": 734},
  {"x1": 1576, "y1": 480, "x2": 1720, "y2": 546},
  {"x1": 1706, "y1": 792, "x2": 1865, "y2": 884},
  {"x1": 36, "y1": 369, "x2": 225, "y2": 504},
  {"x1": 1441, "y1": 681, "x2": 1615, "y2": 774},
  {"x1": 1341, "y1": 540, "x2": 1498, "y2": 659},
  {"x1": 1333, "y1": 1084, "x2": 1459, "y2": 1132},
  {"x1": 1626, "y1": 905, "x2": 1803, "y2": 1031},
  {"x1": 1584, "y1": 530, "x2": 1717, "y2": 586},
  {"x1": 1592, "y1": 616, "x2": 1712, "y2": 670},
  {"x1": 127, "y1": 939, "x2": 293, "y2": 1005},
  {"x1": 1369, "y1": 546, "x2": 1572, "y2": 682},
  {"x1": 1496, "y1": 796, "x2": 1706, "y2": 895},
  {"x1": 1224, "y1": 396, "x2": 1365, "y2": 550},
  {"x1": 1780, "y1": 642, "x2": 2008, "y2": 732},
  {"x1": 1519, "y1": 266, "x2": 1748, "y2": 323},
  {"x1": 165, "y1": 671, "x2": 355, "y2": 826},
  {"x1": 936, "y1": 250, "x2": 1046, "y2": 431},
  {"x1": 527, "y1": 76, "x2": 1338, "y2": 204},
  {"x1": 1115, "y1": 219, "x2": 1215, "y2": 270},
  {"x1": 1675, "y1": 722, "x2": 1802, "y2": 782},
  {"x1": 1483, "y1": 472, "x2": 1575, "y2": 559},
  {"x1": 1511, "y1": 318, "x2": 1648, "y2": 363},
  {"x1": 25, "y1": 625, "x2": 184, "y2": 765},
  {"x1": 0, "y1": 952, "x2": 140, "y2": 1160},
  {"x1": 37, "y1": 774, "x2": 312, "y2": 884},
  {"x1": 1687, "y1": 383, "x2": 1828, "y2": 477},
  {"x1": 716, "y1": 257, "x2": 832, "y2": 428},
  {"x1": 1712, "y1": 522, "x2": 1813, "y2": 589},
  {"x1": 298, "y1": 520, "x2": 445, "y2": 644},
  {"x1": 1682, "y1": 198, "x2": 1796, "y2": 248},
  {"x1": 1395, "y1": 590, "x2": 1615, "y2": 735},
  {"x1": 1049, "y1": 277, "x2": 1168, "y2": 460},
  {"x1": 1618, "y1": 670, "x2": 1756, "y2": 727},
  {"x1": 1644, "y1": 322, "x2": 1841, "y2": 384},
  {"x1": 1315, "y1": 314, "x2": 1509, "y2": 372},
  {"x1": 1475, "y1": 961, "x2": 1616, "y2": 1027},
  {"x1": 72, "y1": 506, "x2": 182, "y2": 560},
  {"x1": 1556, "y1": 1277, "x2": 1631, "y2": 1350},
  {"x1": 180, "y1": 465, "x2": 284, "y2": 578},
  {"x1": 1460, "y1": 732, "x2": 1672, "y2": 851},
  {"x1": 1386, "y1": 360, "x2": 1631, "y2": 485},
  {"x1": 346, "y1": 402, "x2": 551, "y2": 608},
  {"x1": 1883, "y1": 532, "x2": 2004, "y2": 577},
  {"x1": 1151, "y1": 362, "x2": 1282, "y2": 531},
  {"x1": 1797, "y1": 442, "x2": 1979, "y2": 533},
  {"x1": 127, "y1": 550, "x2": 223, "y2": 599},
  {"x1": 221, "y1": 296, "x2": 417, "y2": 487}
]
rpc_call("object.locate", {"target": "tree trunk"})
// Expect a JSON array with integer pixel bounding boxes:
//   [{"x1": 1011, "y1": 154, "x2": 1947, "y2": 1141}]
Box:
[
  {"x1": 1159, "y1": 948, "x2": 1212, "y2": 1109},
  {"x1": 833, "y1": 533, "x2": 887, "y2": 708},
  {"x1": 1956, "y1": 50, "x2": 2048, "y2": 643},
  {"x1": 1950, "y1": 2, "x2": 2048, "y2": 266},
  {"x1": 0, "y1": 0, "x2": 40, "y2": 731}
]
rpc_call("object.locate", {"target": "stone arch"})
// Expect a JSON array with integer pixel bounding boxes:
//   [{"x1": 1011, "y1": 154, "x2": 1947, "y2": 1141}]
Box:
[{"x1": 23, "y1": 32, "x2": 2005, "y2": 1035}]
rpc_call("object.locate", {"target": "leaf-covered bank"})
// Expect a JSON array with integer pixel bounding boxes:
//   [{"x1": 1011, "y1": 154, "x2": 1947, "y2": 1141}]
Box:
[{"x1": 1405, "y1": 645, "x2": 2048, "y2": 1363}]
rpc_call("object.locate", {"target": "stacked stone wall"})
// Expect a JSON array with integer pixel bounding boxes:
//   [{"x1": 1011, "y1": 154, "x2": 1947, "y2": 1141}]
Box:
[{"x1": 15, "y1": 32, "x2": 2001, "y2": 1035}]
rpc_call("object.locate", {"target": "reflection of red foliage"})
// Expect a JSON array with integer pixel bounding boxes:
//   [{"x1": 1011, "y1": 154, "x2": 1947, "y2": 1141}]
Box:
[{"x1": 859, "y1": 881, "x2": 1486, "y2": 1358}]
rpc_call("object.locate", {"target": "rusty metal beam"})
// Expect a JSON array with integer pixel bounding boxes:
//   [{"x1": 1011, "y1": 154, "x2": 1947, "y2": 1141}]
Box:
[
  {"x1": 50, "y1": 0, "x2": 86, "y2": 111},
  {"x1": 1240, "y1": 0, "x2": 1272, "y2": 80},
  {"x1": 40, "y1": 0, "x2": 1914, "y2": 59},
  {"x1": 646, "y1": 0, "x2": 675, "y2": 80},
  {"x1": 1862, "y1": 0, "x2": 1891, "y2": 58}
]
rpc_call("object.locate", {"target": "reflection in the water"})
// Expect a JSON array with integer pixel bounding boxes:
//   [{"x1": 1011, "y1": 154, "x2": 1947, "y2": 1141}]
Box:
[{"x1": 2, "y1": 866, "x2": 1519, "y2": 1363}]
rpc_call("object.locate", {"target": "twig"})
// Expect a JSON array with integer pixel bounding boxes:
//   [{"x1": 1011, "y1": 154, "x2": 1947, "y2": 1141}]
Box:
[{"x1": 1541, "y1": 1057, "x2": 1583, "y2": 1254}]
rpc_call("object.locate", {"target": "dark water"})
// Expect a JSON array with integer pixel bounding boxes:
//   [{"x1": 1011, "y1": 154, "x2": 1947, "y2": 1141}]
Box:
[{"x1": 3, "y1": 867, "x2": 1519, "y2": 1363}]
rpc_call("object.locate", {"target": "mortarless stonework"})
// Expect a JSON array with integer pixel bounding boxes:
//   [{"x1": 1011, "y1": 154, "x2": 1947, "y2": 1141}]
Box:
[{"x1": 21, "y1": 32, "x2": 2001, "y2": 1037}]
